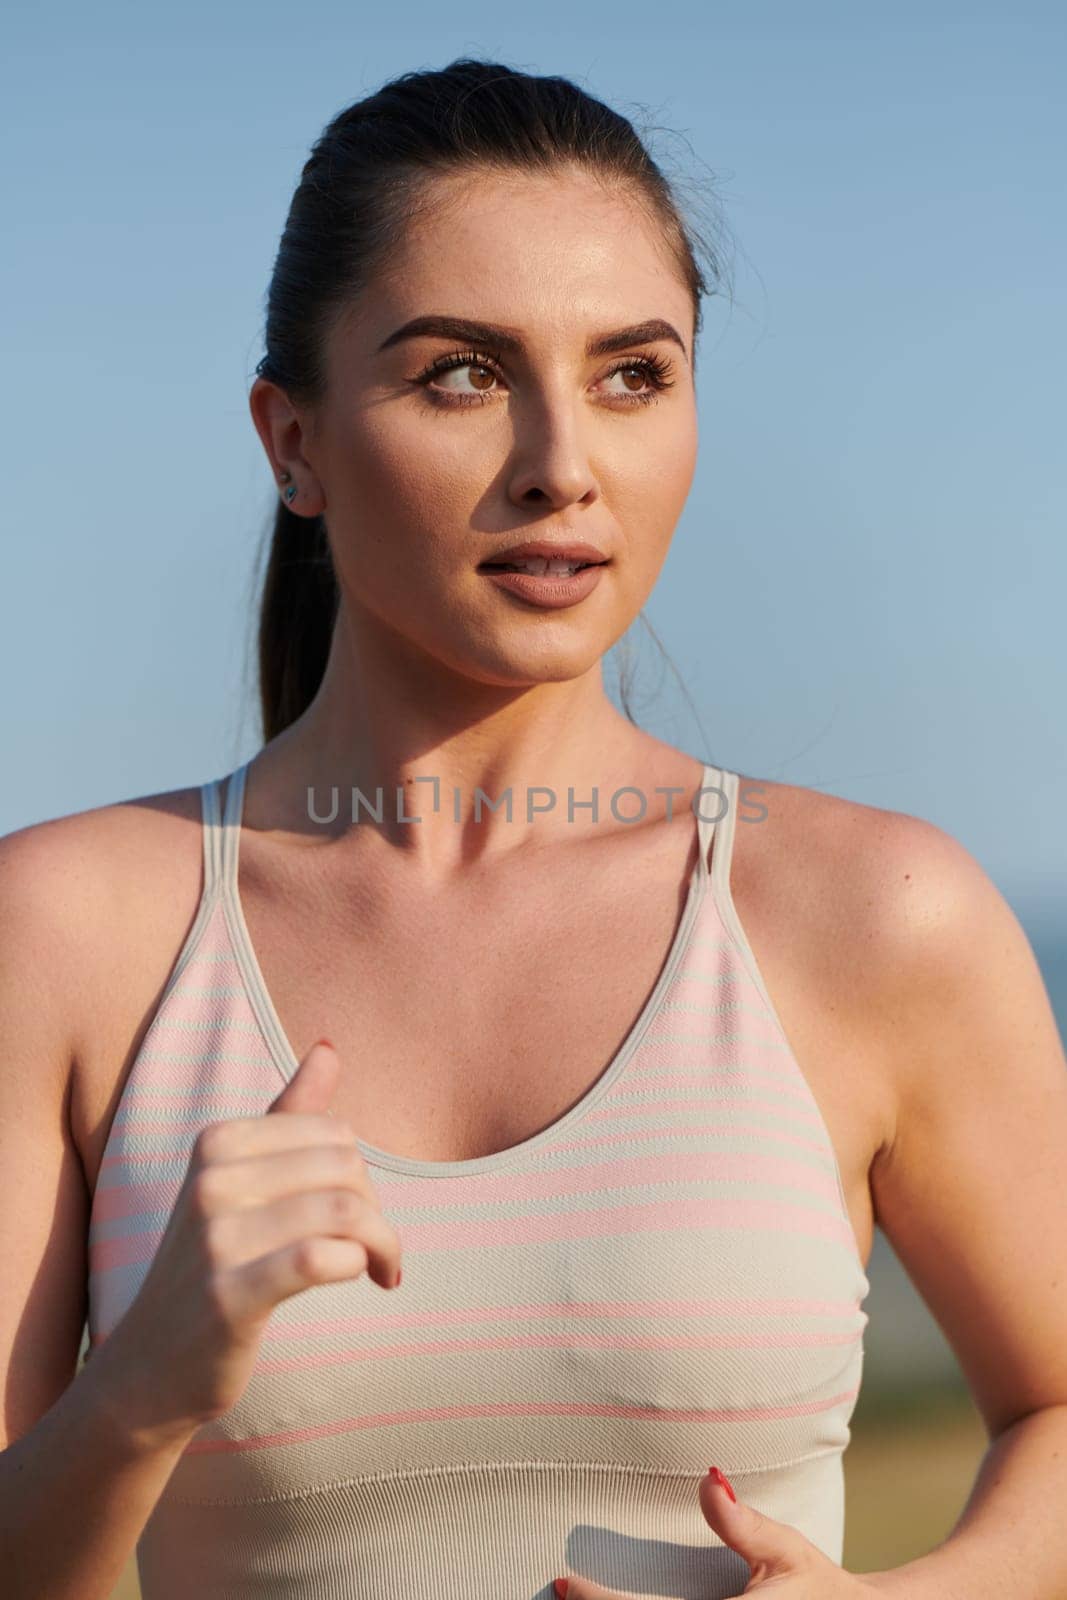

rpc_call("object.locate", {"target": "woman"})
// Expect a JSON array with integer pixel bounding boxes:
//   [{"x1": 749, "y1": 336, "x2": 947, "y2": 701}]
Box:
[{"x1": 2, "y1": 57, "x2": 1066, "y2": 1600}]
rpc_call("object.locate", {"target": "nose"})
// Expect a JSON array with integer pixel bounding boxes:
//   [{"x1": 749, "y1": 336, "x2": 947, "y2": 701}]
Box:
[{"x1": 506, "y1": 395, "x2": 600, "y2": 512}]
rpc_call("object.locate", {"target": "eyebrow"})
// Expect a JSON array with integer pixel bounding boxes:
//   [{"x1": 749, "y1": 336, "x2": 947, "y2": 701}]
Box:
[{"x1": 375, "y1": 314, "x2": 688, "y2": 361}]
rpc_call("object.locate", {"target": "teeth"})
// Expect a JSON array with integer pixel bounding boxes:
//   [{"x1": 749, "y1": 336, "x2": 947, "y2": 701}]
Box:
[{"x1": 501, "y1": 558, "x2": 585, "y2": 575}]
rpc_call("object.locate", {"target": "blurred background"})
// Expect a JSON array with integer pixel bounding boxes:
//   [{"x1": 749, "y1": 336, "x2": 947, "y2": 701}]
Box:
[{"x1": 3, "y1": 0, "x2": 1064, "y2": 1589}]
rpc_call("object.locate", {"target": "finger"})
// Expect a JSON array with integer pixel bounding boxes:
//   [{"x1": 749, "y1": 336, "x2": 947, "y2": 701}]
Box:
[
  {"x1": 209, "y1": 1186, "x2": 402, "y2": 1287},
  {"x1": 226, "y1": 1235, "x2": 378, "y2": 1321},
  {"x1": 197, "y1": 1112, "x2": 361, "y2": 1162},
  {"x1": 267, "y1": 1037, "x2": 341, "y2": 1115},
  {"x1": 698, "y1": 1467, "x2": 817, "y2": 1582},
  {"x1": 201, "y1": 1141, "x2": 378, "y2": 1210},
  {"x1": 553, "y1": 1576, "x2": 631, "y2": 1599}
]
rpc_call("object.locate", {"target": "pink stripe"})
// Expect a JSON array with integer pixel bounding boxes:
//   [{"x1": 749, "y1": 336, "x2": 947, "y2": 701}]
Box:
[
  {"x1": 258, "y1": 1294, "x2": 864, "y2": 1342},
  {"x1": 632, "y1": 1028, "x2": 802, "y2": 1059},
  {"x1": 98, "y1": 1149, "x2": 194, "y2": 1174},
  {"x1": 90, "y1": 1119, "x2": 837, "y2": 1207},
  {"x1": 91, "y1": 1191, "x2": 852, "y2": 1277},
  {"x1": 91, "y1": 1178, "x2": 184, "y2": 1223},
  {"x1": 182, "y1": 1388, "x2": 861, "y2": 1454},
  {"x1": 253, "y1": 1325, "x2": 862, "y2": 1377},
  {"x1": 535, "y1": 1121, "x2": 837, "y2": 1161},
  {"x1": 105, "y1": 1116, "x2": 257, "y2": 1136},
  {"x1": 88, "y1": 1150, "x2": 844, "y2": 1261},
  {"x1": 92, "y1": 1129, "x2": 838, "y2": 1211},
  {"x1": 136, "y1": 978, "x2": 254, "y2": 1008},
  {"x1": 98, "y1": 1082, "x2": 823, "y2": 1143},
  {"x1": 586, "y1": 1092, "x2": 822, "y2": 1126},
  {"x1": 111, "y1": 1058, "x2": 270, "y2": 1092},
  {"x1": 90, "y1": 1234, "x2": 162, "y2": 1272},
  {"x1": 101, "y1": 1066, "x2": 810, "y2": 1123},
  {"x1": 91, "y1": 1294, "x2": 865, "y2": 1349},
  {"x1": 625, "y1": 1070, "x2": 815, "y2": 1105},
  {"x1": 345, "y1": 1149, "x2": 844, "y2": 1211},
  {"x1": 388, "y1": 1194, "x2": 856, "y2": 1254},
  {"x1": 643, "y1": 1023, "x2": 793, "y2": 1056},
  {"x1": 630, "y1": 1047, "x2": 800, "y2": 1075},
  {"x1": 88, "y1": 1136, "x2": 841, "y2": 1245}
]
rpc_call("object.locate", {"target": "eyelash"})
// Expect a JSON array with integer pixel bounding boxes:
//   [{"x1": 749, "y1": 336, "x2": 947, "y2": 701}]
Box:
[{"x1": 411, "y1": 347, "x2": 676, "y2": 409}]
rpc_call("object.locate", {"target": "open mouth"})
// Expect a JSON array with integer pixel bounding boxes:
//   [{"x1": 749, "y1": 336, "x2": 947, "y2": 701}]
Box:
[{"x1": 478, "y1": 558, "x2": 606, "y2": 576}]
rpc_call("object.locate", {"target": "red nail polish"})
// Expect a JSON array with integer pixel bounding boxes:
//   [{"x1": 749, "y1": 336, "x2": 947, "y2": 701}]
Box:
[
  {"x1": 553, "y1": 1581, "x2": 570, "y2": 1598},
  {"x1": 707, "y1": 1465, "x2": 737, "y2": 1503}
]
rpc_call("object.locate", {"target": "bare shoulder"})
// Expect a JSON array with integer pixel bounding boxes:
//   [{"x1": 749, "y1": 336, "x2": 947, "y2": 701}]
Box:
[
  {"x1": 746, "y1": 770, "x2": 1041, "y2": 1015},
  {"x1": 735, "y1": 768, "x2": 944, "y2": 900},
  {"x1": 0, "y1": 780, "x2": 204, "y2": 948},
  {"x1": 0, "y1": 782, "x2": 209, "y2": 1165},
  {"x1": 739, "y1": 781, "x2": 1067, "y2": 1435},
  {"x1": 0, "y1": 785, "x2": 209, "y2": 1439},
  {"x1": 732, "y1": 769, "x2": 957, "y2": 992},
  {"x1": 730, "y1": 772, "x2": 990, "y2": 1163},
  {"x1": 739, "y1": 768, "x2": 1054, "y2": 1140}
]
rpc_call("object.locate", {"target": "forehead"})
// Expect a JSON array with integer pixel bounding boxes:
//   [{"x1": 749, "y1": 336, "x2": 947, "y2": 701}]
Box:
[{"x1": 352, "y1": 165, "x2": 693, "y2": 348}]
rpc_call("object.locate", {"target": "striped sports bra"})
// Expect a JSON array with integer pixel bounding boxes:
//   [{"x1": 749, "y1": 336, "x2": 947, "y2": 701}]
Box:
[{"x1": 85, "y1": 758, "x2": 870, "y2": 1600}]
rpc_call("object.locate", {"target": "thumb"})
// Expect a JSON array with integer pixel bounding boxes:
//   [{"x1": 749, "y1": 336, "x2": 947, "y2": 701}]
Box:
[
  {"x1": 267, "y1": 1037, "x2": 340, "y2": 1116},
  {"x1": 699, "y1": 1467, "x2": 811, "y2": 1588}
]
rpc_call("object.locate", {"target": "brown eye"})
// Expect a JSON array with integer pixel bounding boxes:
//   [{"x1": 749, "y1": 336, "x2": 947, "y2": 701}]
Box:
[
  {"x1": 600, "y1": 355, "x2": 676, "y2": 406},
  {"x1": 412, "y1": 347, "x2": 675, "y2": 410},
  {"x1": 616, "y1": 367, "x2": 650, "y2": 393},
  {"x1": 413, "y1": 349, "x2": 504, "y2": 407}
]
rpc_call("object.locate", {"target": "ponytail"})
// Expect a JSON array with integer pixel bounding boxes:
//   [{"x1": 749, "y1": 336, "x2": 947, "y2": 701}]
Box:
[{"x1": 256, "y1": 502, "x2": 339, "y2": 743}]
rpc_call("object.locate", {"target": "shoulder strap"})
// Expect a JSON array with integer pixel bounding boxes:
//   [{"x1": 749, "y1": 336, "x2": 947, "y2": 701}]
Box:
[
  {"x1": 710, "y1": 767, "x2": 740, "y2": 896},
  {"x1": 218, "y1": 758, "x2": 251, "y2": 895},
  {"x1": 199, "y1": 776, "x2": 224, "y2": 898},
  {"x1": 694, "y1": 761, "x2": 727, "y2": 877}
]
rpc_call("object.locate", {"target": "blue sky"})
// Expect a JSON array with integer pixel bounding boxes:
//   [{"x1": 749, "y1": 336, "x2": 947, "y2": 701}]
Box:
[{"x1": 3, "y1": 2, "x2": 1064, "y2": 928}]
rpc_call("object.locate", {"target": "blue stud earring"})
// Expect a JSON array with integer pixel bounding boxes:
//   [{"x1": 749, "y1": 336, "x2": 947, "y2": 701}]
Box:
[{"x1": 279, "y1": 471, "x2": 298, "y2": 505}]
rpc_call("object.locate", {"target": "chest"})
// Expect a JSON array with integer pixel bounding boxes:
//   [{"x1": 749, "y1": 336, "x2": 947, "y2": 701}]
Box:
[
  {"x1": 247, "y1": 824, "x2": 703, "y2": 1159},
  {"x1": 76, "y1": 801, "x2": 883, "y2": 1271}
]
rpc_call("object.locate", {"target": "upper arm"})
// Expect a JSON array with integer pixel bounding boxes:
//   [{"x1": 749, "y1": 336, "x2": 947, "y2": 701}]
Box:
[
  {"x1": 869, "y1": 815, "x2": 1067, "y2": 1440},
  {"x1": 0, "y1": 825, "x2": 94, "y2": 1452}
]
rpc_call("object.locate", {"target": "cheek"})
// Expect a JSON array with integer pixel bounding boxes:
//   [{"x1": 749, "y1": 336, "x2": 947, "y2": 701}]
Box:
[
  {"x1": 618, "y1": 417, "x2": 698, "y2": 555},
  {"x1": 340, "y1": 413, "x2": 480, "y2": 558},
  {"x1": 322, "y1": 436, "x2": 479, "y2": 637},
  {"x1": 656, "y1": 408, "x2": 699, "y2": 506}
]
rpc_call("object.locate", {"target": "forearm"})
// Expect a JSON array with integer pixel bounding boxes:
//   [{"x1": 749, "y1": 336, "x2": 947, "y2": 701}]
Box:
[
  {"x1": 0, "y1": 1340, "x2": 199, "y2": 1600},
  {"x1": 865, "y1": 1402, "x2": 1067, "y2": 1599}
]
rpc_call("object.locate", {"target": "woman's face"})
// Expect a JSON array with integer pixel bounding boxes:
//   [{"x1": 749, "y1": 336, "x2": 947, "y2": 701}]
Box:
[{"x1": 256, "y1": 165, "x2": 698, "y2": 690}]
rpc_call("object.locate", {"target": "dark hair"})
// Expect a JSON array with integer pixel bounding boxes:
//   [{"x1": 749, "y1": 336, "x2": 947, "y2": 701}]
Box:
[{"x1": 251, "y1": 57, "x2": 732, "y2": 745}]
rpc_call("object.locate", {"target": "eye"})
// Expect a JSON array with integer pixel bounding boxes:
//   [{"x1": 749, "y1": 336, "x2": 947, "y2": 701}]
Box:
[
  {"x1": 411, "y1": 349, "x2": 505, "y2": 408},
  {"x1": 410, "y1": 349, "x2": 677, "y2": 409},
  {"x1": 600, "y1": 354, "x2": 676, "y2": 406}
]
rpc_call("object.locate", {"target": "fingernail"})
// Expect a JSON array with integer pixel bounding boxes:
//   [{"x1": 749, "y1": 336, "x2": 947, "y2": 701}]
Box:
[
  {"x1": 553, "y1": 1581, "x2": 569, "y2": 1598},
  {"x1": 707, "y1": 1465, "x2": 736, "y2": 1503},
  {"x1": 395, "y1": 1268, "x2": 402, "y2": 1288},
  {"x1": 315, "y1": 1037, "x2": 333, "y2": 1049}
]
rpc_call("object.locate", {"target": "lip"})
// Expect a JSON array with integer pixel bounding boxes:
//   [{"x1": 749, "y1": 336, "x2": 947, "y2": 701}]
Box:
[
  {"x1": 478, "y1": 563, "x2": 607, "y2": 609},
  {"x1": 477, "y1": 539, "x2": 609, "y2": 567}
]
